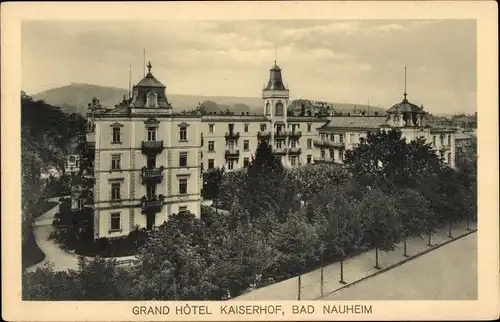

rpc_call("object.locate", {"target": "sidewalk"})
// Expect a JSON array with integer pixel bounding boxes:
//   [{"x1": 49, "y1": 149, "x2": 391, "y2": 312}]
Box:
[
  {"x1": 233, "y1": 220, "x2": 477, "y2": 300},
  {"x1": 27, "y1": 196, "x2": 136, "y2": 273}
]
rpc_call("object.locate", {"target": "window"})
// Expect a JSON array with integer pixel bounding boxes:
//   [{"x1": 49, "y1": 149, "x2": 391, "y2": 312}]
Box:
[
  {"x1": 243, "y1": 140, "x2": 249, "y2": 151},
  {"x1": 432, "y1": 135, "x2": 436, "y2": 146},
  {"x1": 440, "y1": 135, "x2": 444, "y2": 146},
  {"x1": 111, "y1": 183, "x2": 121, "y2": 200},
  {"x1": 111, "y1": 155, "x2": 121, "y2": 170},
  {"x1": 227, "y1": 141, "x2": 235, "y2": 150},
  {"x1": 179, "y1": 152, "x2": 188, "y2": 167},
  {"x1": 339, "y1": 134, "x2": 344, "y2": 143},
  {"x1": 447, "y1": 152, "x2": 452, "y2": 164},
  {"x1": 307, "y1": 155, "x2": 312, "y2": 164},
  {"x1": 321, "y1": 149, "x2": 325, "y2": 158},
  {"x1": 208, "y1": 141, "x2": 215, "y2": 152},
  {"x1": 307, "y1": 139, "x2": 312, "y2": 149},
  {"x1": 244, "y1": 124, "x2": 249, "y2": 132},
  {"x1": 265, "y1": 103, "x2": 270, "y2": 115},
  {"x1": 350, "y1": 133, "x2": 355, "y2": 144},
  {"x1": 77, "y1": 198, "x2": 84, "y2": 210},
  {"x1": 291, "y1": 140, "x2": 297, "y2": 148},
  {"x1": 260, "y1": 124, "x2": 267, "y2": 132},
  {"x1": 147, "y1": 127, "x2": 156, "y2": 141},
  {"x1": 76, "y1": 160, "x2": 80, "y2": 168},
  {"x1": 227, "y1": 160, "x2": 234, "y2": 170},
  {"x1": 276, "y1": 140, "x2": 282, "y2": 149},
  {"x1": 275, "y1": 102, "x2": 284, "y2": 116},
  {"x1": 209, "y1": 124, "x2": 214, "y2": 133},
  {"x1": 179, "y1": 178, "x2": 188, "y2": 194},
  {"x1": 330, "y1": 133, "x2": 335, "y2": 142},
  {"x1": 147, "y1": 184, "x2": 156, "y2": 198},
  {"x1": 447, "y1": 135, "x2": 451, "y2": 145},
  {"x1": 69, "y1": 156, "x2": 76, "y2": 163},
  {"x1": 110, "y1": 213, "x2": 120, "y2": 231},
  {"x1": 179, "y1": 206, "x2": 188, "y2": 214},
  {"x1": 307, "y1": 124, "x2": 312, "y2": 132},
  {"x1": 146, "y1": 92, "x2": 158, "y2": 108},
  {"x1": 112, "y1": 127, "x2": 121, "y2": 143},
  {"x1": 147, "y1": 155, "x2": 156, "y2": 169},
  {"x1": 179, "y1": 126, "x2": 187, "y2": 141},
  {"x1": 291, "y1": 156, "x2": 297, "y2": 166},
  {"x1": 243, "y1": 157, "x2": 250, "y2": 167},
  {"x1": 208, "y1": 159, "x2": 214, "y2": 169},
  {"x1": 339, "y1": 150, "x2": 344, "y2": 161}
]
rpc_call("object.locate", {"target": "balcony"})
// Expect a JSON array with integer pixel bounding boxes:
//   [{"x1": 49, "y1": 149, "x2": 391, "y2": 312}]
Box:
[
  {"x1": 288, "y1": 131, "x2": 302, "y2": 138},
  {"x1": 141, "y1": 167, "x2": 164, "y2": 184},
  {"x1": 288, "y1": 147, "x2": 302, "y2": 155},
  {"x1": 78, "y1": 134, "x2": 86, "y2": 144},
  {"x1": 141, "y1": 195, "x2": 165, "y2": 214},
  {"x1": 87, "y1": 141, "x2": 96, "y2": 151},
  {"x1": 225, "y1": 149, "x2": 240, "y2": 159},
  {"x1": 313, "y1": 139, "x2": 344, "y2": 148},
  {"x1": 257, "y1": 131, "x2": 271, "y2": 140},
  {"x1": 141, "y1": 140, "x2": 164, "y2": 154},
  {"x1": 225, "y1": 132, "x2": 240, "y2": 141},
  {"x1": 274, "y1": 147, "x2": 288, "y2": 155},
  {"x1": 274, "y1": 131, "x2": 288, "y2": 139},
  {"x1": 313, "y1": 156, "x2": 334, "y2": 164}
]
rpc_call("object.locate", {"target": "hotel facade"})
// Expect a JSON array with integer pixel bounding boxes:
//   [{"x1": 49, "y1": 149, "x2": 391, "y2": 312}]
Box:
[{"x1": 74, "y1": 60, "x2": 456, "y2": 239}]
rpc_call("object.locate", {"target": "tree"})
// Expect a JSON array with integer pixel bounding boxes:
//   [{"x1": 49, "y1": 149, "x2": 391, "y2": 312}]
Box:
[
  {"x1": 202, "y1": 166, "x2": 225, "y2": 214},
  {"x1": 396, "y1": 188, "x2": 432, "y2": 257},
  {"x1": 359, "y1": 186, "x2": 401, "y2": 269}
]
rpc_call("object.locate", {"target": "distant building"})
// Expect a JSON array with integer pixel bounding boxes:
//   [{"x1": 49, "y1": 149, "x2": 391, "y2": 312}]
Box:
[
  {"x1": 65, "y1": 138, "x2": 80, "y2": 174},
  {"x1": 74, "y1": 59, "x2": 458, "y2": 239}
]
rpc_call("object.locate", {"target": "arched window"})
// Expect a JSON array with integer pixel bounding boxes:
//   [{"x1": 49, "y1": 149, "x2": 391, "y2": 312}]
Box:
[
  {"x1": 146, "y1": 92, "x2": 158, "y2": 108},
  {"x1": 275, "y1": 101, "x2": 284, "y2": 116},
  {"x1": 265, "y1": 102, "x2": 271, "y2": 115},
  {"x1": 69, "y1": 156, "x2": 76, "y2": 163}
]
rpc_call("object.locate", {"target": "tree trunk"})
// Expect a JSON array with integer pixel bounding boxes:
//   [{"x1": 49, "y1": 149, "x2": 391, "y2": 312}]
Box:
[
  {"x1": 339, "y1": 259, "x2": 346, "y2": 284},
  {"x1": 448, "y1": 220, "x2": 453, "y2": 238},
  {"x1": 403, "y1": 238, "x2": 409, "y2": 257},
  {"x1": 374, "y1": 247, "x2": 380, "y2": 269},
  {"x1": 427, "y1": 233, "x2": 432, "y2": 247}
]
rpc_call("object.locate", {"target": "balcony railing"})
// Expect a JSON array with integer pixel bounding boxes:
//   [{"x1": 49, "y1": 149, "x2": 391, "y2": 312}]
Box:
[
  {"x1": 83, "y1": 167, "x2": 94, "y2": 179},
  {"x1": 313, "y1": 156, "x2": 334, "y2": 164},
  {"x1": 78, "y1": 134, "x2": 86, "y2": 144},
  {"x1": 313, "y1": 139, "x2": 344, "y2": 148},
  {"x1": 141, "y1": 167, "x2": 165, "y2": 184},
  {"x1": 288, "y1": 131, "x2": 302, "y2": 138},
  {"x1": 274, "y1": 148, "x2": 288, "y2": 155},
  {"x1": 288, "y1": 147, "x2": 302, "y2": 155},
  {"x1": 257, "y1": 131, "x2": 271, "y2": 140},
  {"x1": 87, "y1": 141, "x2": 96, "y2": 150},
  {"x1": 225, "y1": 149, "x2": 240, "y2": 158},
  {"x1": 225, "y1": 132, "x2": 240, "y2": 141},
  {"x1": 141, "y1": 195, "x2": 165, "y2": 214},
  {"x1": 141, "y1": 140, "x2": 164, "y2": 154},
  {"x1": 274, "y1": 131, "x2": 288, "y2": 138}
]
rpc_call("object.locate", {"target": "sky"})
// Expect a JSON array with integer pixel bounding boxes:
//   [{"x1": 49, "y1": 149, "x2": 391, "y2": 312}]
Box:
[{"x1": 21, "y1": 20, "x2": 476, "y2": 114}]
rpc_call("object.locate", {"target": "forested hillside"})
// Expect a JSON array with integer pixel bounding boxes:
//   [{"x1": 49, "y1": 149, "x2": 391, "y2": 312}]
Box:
[{"x1": 21, "y1": 91, "x2": 86, "y2": 240}]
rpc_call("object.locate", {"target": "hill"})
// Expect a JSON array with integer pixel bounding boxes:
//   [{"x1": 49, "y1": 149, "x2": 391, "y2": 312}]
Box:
[{"x1": 32, "y1": 83, "x2": 387, "y2": 116}]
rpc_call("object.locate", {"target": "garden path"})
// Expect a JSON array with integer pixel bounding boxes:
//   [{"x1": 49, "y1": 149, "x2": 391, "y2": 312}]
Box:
[{"x1": 27, "y1": 196, "x2": 136, "y2": 273}]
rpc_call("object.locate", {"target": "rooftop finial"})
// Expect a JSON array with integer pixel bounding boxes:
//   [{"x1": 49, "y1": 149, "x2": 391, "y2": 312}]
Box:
[
  {"x1": 147, "y1": 61, "x2": 152, "y2": 74},
  {"x1": 274, "y1": 43, "x2": 277, "y2": 65},
  {"x1": 403, "y1": 65, "x2": 407, "y2": 101}
]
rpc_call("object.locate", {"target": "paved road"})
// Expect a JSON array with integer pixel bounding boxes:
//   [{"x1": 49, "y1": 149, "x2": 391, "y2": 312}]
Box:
[{"x1": 320, "y1": 233, "x2": 477, "y2": 300}]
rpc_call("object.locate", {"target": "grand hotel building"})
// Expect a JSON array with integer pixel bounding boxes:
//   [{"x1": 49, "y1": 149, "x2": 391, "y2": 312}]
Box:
[{"x1": 75, "y1": 61, "x2": 456, "y2": 239}]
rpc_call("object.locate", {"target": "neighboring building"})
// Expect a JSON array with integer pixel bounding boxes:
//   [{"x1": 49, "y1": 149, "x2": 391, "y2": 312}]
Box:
[
  {"x1": 455, "y1": 131, "x2": 475, "y2": 167},
  {"x1": 75, "y1": 59, "x2": 458, "y2": 239},
  {"x1": 65, "y1": 138, "x2": 81, "y2": 174}
]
